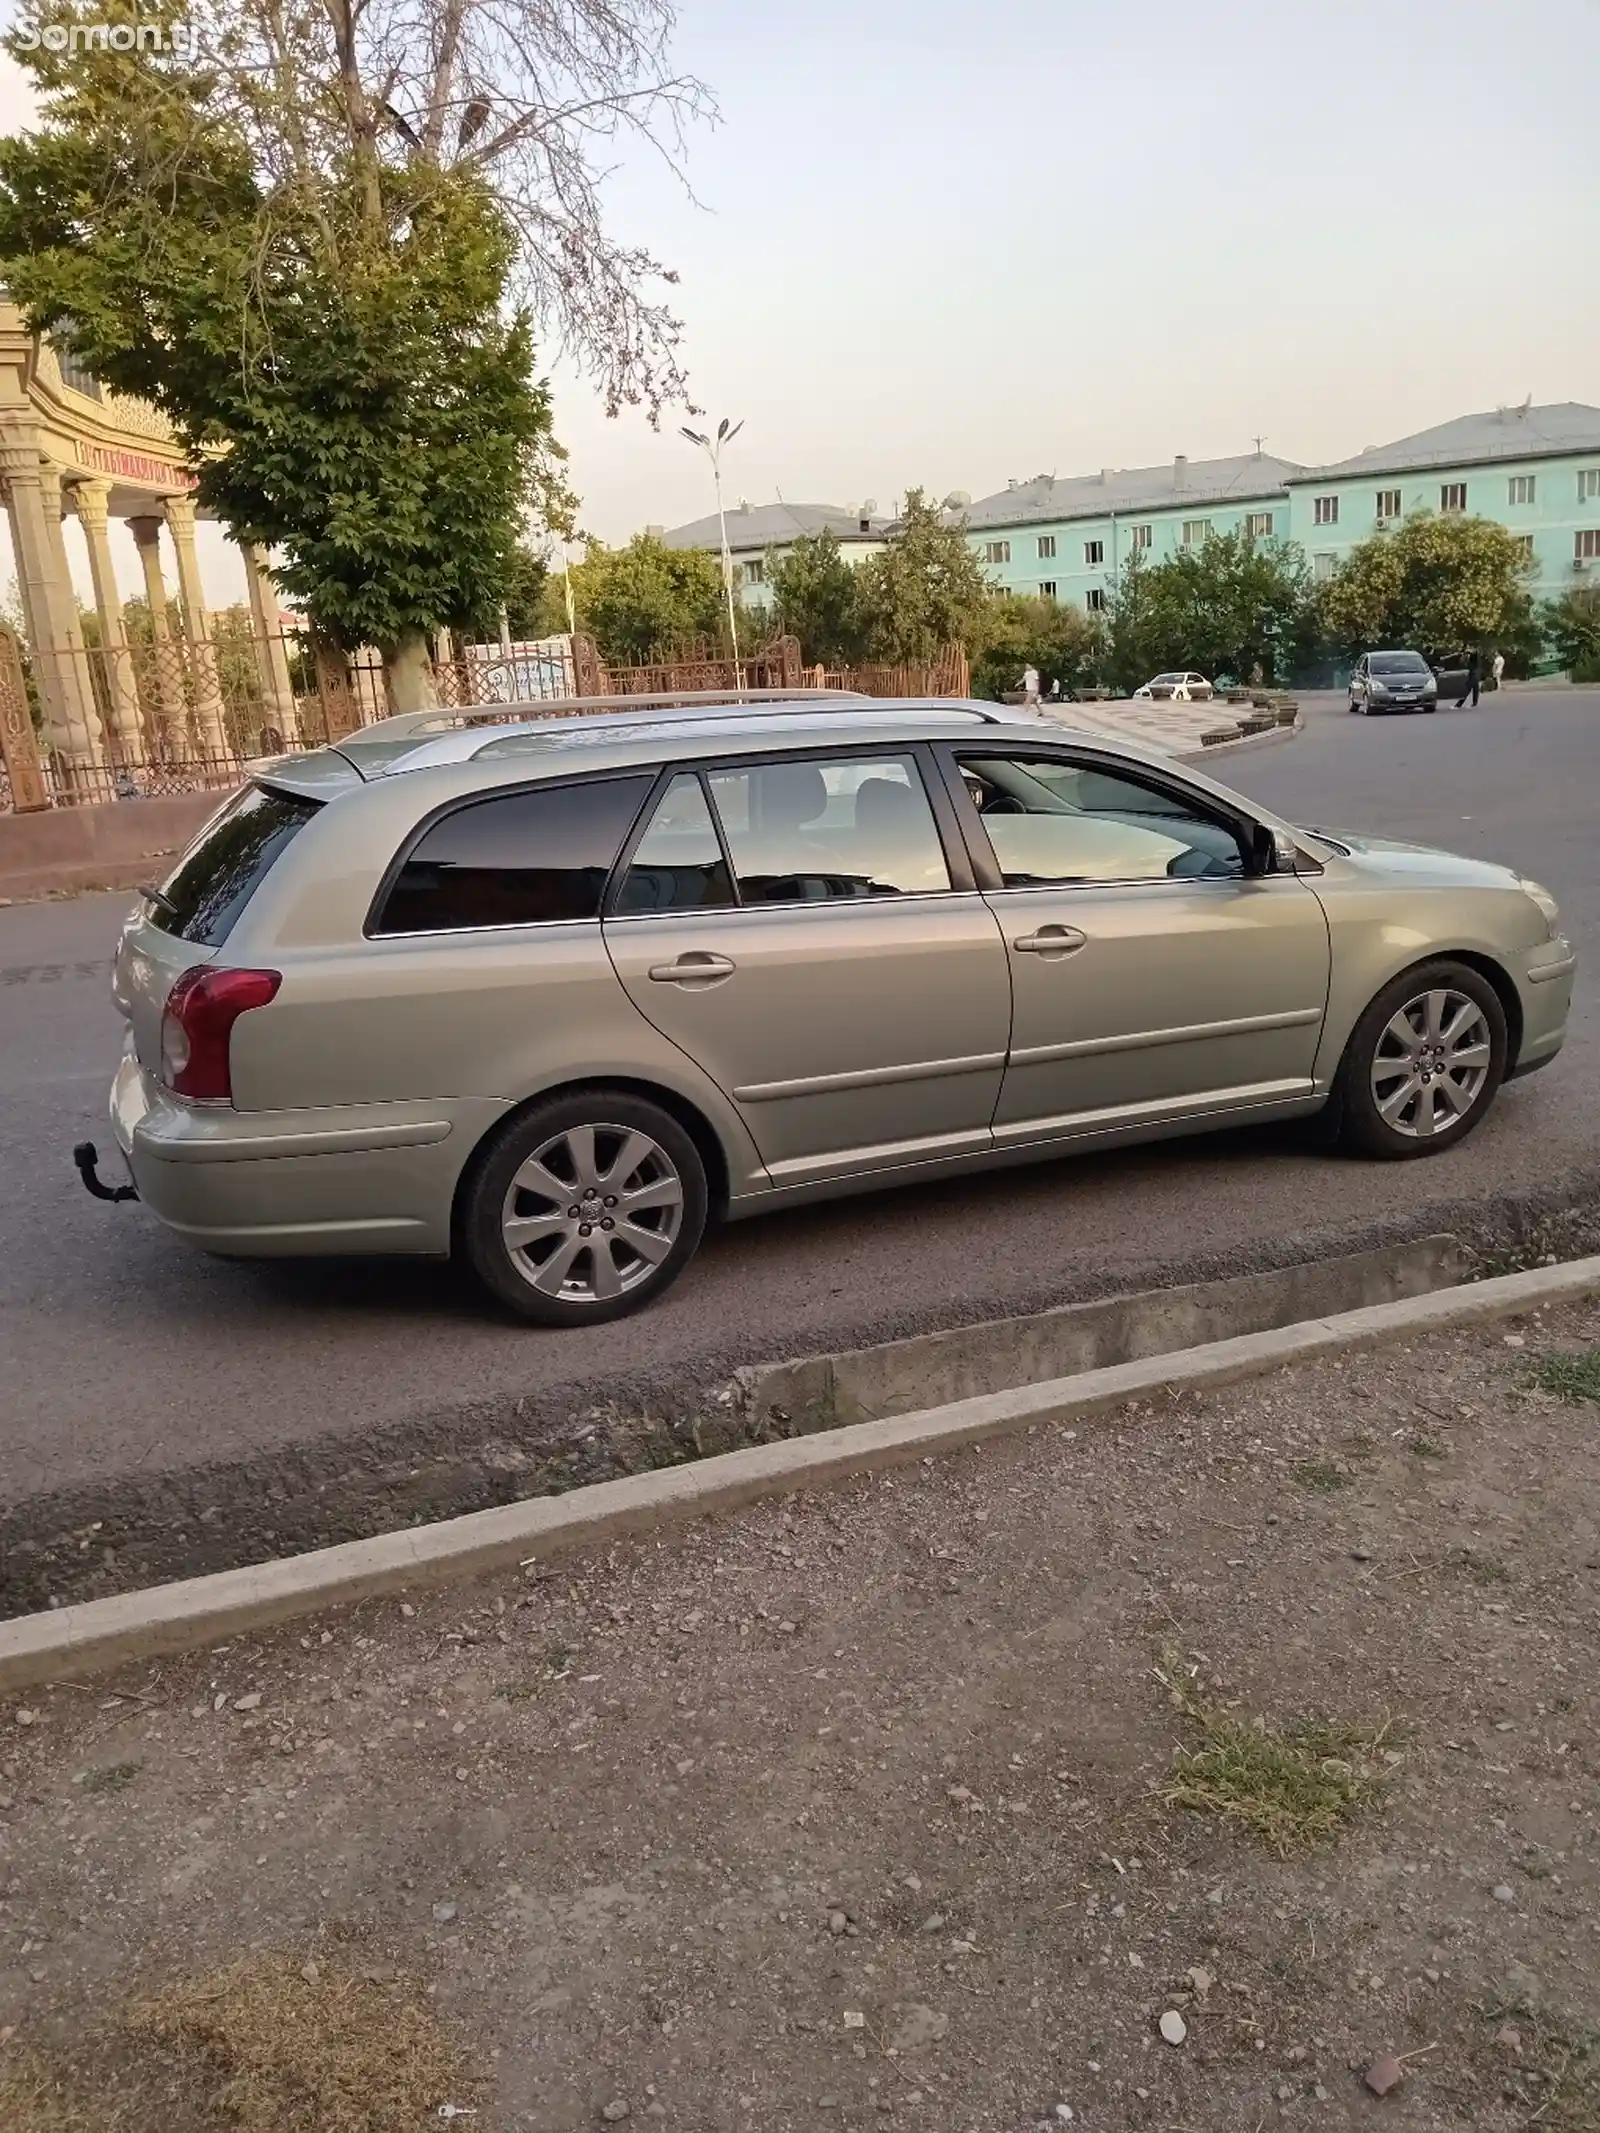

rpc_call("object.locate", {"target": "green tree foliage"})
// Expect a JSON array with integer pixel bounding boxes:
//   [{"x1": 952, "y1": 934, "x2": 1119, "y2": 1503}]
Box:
[
  {"x1": 564, "y1": 535, "x2": 725, "y2": 662},
  {"x1": 1104, "y1": 532, "x2": 1314, "y2": 690},
  {"x1": 0, "y1": 20, "x2": 550, "y2": 689},
  {"x1": 1541, "y1": 587, "x2": 1600, "y2": 682},
  {"x1": 1319, "y1": 512, "x2": 1535, "y2": 661},
  {"x1": 765, "y1": 530, "x2": 871, "y2": 667},
  {"x1": 855, "y1": 490, "x2": 993, "y2": 662},
  {"x1": 487, "y1": 547, "x2": 553, "y2": 642},
  {"x1": 969, "y1": 595, "x2": 1105, "y2": 700}
]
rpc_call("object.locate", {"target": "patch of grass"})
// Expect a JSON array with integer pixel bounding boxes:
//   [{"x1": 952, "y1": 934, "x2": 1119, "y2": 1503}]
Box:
[
  {"x1": 1408, "y1": 1434, "x2": 1448, "y2": 1460},
  {"x1": 1523, "y1": 1348, "x2": 1600, "y2": 1405},
  {"x1": 1154, "y1": 1655, "x2": 1396, "y2": 1857},
  {"x1": 1291, "y1": 1459, "x2": 1353, "y2": 1494},
  {"x1": 77, "y1": 1760, "x2": 142, "y2": 1796},
  {"x1": 0, "y1": 2044, "x2": 104, "y2": 2133},
  {"x1": 1487, "y1": 2012, "x2": 1600, "y2": 2132},
  {"x1": 123, "y1": 1949, "x2": 483, "y2": 2133},
  {"x1": 1445, "y1": 1546, "x2": 1511, "y2": 1586}
]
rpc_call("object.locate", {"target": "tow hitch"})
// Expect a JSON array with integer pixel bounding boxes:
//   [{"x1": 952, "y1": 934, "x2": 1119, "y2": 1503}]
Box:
[{"x1": 73, "y1": 1141, "x2": 138, "y2": 1203}]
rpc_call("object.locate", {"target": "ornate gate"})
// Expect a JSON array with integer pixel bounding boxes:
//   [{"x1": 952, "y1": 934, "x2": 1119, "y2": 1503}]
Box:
[{"x1": 0, "y1": 624, "x2": 48, "y2": 812}]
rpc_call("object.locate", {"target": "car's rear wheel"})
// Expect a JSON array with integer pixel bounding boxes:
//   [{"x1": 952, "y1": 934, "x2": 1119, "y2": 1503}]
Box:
[
  {"x1": 1337, "y1": 961, "x2": 1507, "y2": 1159},
  {"x1": 460, "y1": 1090, "x2": 708, "y2": 1324}
]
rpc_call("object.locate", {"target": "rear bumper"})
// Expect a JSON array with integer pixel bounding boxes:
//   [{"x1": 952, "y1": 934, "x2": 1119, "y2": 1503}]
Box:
[{"x1": 111, "y1": 1050, "x2": 504, "y2": 1256}]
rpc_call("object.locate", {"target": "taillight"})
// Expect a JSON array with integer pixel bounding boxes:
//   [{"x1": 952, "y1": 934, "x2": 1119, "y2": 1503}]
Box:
[{"x1": 159, "y1": 966, "x2": 282, "y2": 1101}]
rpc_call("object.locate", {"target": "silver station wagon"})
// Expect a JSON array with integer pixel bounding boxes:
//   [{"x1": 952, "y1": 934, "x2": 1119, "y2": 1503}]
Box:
[{"x1": 89, "y1": 695, "x2": 1575, "y2": 1324}]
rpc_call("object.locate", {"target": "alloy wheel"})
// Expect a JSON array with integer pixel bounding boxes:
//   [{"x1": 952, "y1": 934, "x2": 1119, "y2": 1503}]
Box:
[
  {"x1": 1368, "y1": 988, "x2": 1493, "y2": 1141},
  {"x1": 500, "y1": 1122, "x2": 685, "y2": 1304}
]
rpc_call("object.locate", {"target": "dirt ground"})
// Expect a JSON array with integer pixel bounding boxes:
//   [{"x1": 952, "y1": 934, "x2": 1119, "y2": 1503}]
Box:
[{"x1": 3, "y1": 1298, "x2": 1600, "y2": 2133}]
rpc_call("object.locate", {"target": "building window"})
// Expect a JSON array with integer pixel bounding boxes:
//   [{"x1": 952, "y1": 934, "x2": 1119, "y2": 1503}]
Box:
[
  {"x1": 1440, "y1": 482, "x2": 1467, "y2": 514},
  {"x1": 1036, "y1": 534, "x2": 1056, "y2": 559},
  {"x1": 1039, "y1": 581, "x2": 1058, "y2": 600},
  {"x1": 1376, "y1": 489, "x2": 1401, "y2": 521},
  {"x1": 1085, "y1": 588, "x2": 1107, "y2": 613},
  {"x1": 1577, "y1": 530, "x2": 1600, "y2": 561},
  {"x1": 984, "y1": 539, "x2": 1011, "y2": 565},
  {"x1": 740, "y1": 557, "x2": 764, "y2": 586},
  {"x1": 1313, "y1": 495, "x2": 1339, "y2": 526},
  {"x1": 1514, "y1": 535, "x2": 1535, "y2": 561},
  {"x1": 1084, "y1": 538, "x2": 1105, "y2": 565},
  {"x1": 1130, "y1": 523, "x2": 1152, "y2": 551},
  {"x1": 1246, "y1": 512, "x2": 1274, "y2": 538},
  {"x1": 54, "y1": 348, "x2": 103, "y2": 402},
  {"x1": 1579, "y1": 470, "x2": 1600, "y2": 502},
  {"x1": 1313, "y1": 552, "x2": 1338, "y2": 583},
  {"x1": 1508, "y1": 475, "x2": 1536, "y2": 506},
  {"x1": 1180, "y1": 519, "x2": 1213, "y2": 548}
]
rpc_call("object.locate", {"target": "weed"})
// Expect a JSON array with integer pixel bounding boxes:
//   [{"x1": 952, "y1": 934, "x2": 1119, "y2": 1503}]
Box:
[
  {"x1": 1408, "y1": 1434, "x2": 1448, "y2": 1459},
  {"x1": 76, "y1": 1760, "x2": 141, "y2": 1796},
  {"x1": 1486, "y1": 2009, "x2": 1600, "y2": 2132},
  {"x1": 1292, "y1": 1459, "x2": 1352, "y2": 1494},
  {"x1": 1153, "y1": 1653, "x2": 1395, "y2": 1856},
  {"x1": 1523, "y1": 1348, "x2": 1600, "y2": 1406},
  {"x1": 1445, "y1": 1546, "x2": 1511, "y2": 1586}
]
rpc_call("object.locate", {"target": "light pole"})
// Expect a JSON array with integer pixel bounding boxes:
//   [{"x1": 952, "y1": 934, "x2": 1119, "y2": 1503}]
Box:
[{"x1": 681, "y1": 417, "x2": 744, "y2": 673}]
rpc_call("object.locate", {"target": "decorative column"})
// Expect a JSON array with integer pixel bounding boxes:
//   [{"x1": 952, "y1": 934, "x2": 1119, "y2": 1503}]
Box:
[
  {"x1": 0, "y1": 436, "x2": 101, "y2": 775},
  {"x1": 240, "y1": 540, "x2": 300, "y2": 745},
  {"x1": 71, "y1": 478, "x2": 143, "y2": 762},
  {"x1": 127, "y1": 513, "x2": 188, "y2": 758},
  {"x1": 163, "y1": 491, "x2": 229, "y2": 758}
]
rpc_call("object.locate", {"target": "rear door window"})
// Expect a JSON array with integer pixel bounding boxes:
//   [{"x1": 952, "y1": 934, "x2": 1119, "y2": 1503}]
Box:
[
  {"x1": 613, "y1": 773, "x2": 735, "y2": 912},
  {"x1": 703, "y1": 752, "x2": 952, "y2": 903},
  {"x1": 150, "y1": 783, "x2": 322, "y2": 946},
  {"x1": 374, "y1": 775, "x2": 653, "y2": 934}
]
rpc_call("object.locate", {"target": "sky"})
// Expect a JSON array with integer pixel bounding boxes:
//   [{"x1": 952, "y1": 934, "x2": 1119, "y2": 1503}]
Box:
[{"x1": 2, "y1": 0, "x2": 1598, "y2": 608}]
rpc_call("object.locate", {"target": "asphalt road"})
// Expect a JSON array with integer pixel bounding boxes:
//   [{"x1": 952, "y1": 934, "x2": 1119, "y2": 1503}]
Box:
[{"x1": 4, "y1": 685, "x2": 1598, "y2": 1554}]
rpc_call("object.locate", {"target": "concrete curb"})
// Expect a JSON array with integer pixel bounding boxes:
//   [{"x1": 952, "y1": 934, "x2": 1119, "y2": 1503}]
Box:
[
  {"x1": 4, "y1": 1253, "x2": 1597, "y2": 1694},
  {"x1": 1176, "y1": 711, "x2": 1303, "y2": 765}
]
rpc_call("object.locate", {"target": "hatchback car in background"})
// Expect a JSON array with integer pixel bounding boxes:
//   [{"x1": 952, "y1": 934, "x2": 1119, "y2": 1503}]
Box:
[
  {"x1": 86, "y1": 696, "x2": 1574, "y2": 1326},
  {"x1": 1133, "y1": 671, "x2": 1214, "y2": 702},
  {"x1": 1349, "y1": 650, "x2": 1439, "y2": 714}
]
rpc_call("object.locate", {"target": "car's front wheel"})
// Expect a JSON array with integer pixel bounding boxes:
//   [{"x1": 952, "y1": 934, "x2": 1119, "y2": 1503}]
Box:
[
  {"x1": 1337, "y1": 961, "x2": 1508, "y2": 1159},
  {"x1": 460, "y1": 1090, "x2": 708, "y2": 1324}
]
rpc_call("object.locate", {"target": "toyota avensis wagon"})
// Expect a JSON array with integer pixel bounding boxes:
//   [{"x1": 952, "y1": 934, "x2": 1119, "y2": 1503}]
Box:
[{"x1": 89, "y1": 696, "x2": 1575, "y2": 1325}]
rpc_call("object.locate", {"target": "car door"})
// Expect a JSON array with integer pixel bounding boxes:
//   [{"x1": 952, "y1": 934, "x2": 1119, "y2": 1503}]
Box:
[
  {"x1": 602, "y1": 748, "x2": 1012, "y2": 1187},
  {"x1": 939, "y1": 745, "x2": 1332, "y2": 1144}
]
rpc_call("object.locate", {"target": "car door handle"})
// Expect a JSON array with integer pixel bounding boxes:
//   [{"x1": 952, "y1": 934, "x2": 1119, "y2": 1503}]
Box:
[
  {"x1": 647, "y1": 951, "x2": 736, "y2": 986},
  {"x1": 1013, "y1": 925, "x2": 1087, "y2": 957}
]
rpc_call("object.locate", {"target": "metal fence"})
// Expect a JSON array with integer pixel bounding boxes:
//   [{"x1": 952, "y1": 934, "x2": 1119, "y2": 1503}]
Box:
[{"x1": 0, "y1": 625, "x2": 972, "y2": 815}]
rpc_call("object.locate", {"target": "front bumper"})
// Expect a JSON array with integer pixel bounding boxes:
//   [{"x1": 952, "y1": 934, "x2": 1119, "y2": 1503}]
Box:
[
  {"x1": 110, "y1": 1049, "x2": 504, "y2": 1257},
  {"x1": 1509, "y1": 938, "x2": 1576, "y2": 1079}
]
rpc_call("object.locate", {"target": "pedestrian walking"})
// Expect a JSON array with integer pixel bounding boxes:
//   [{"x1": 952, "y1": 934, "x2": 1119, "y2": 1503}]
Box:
[
  {"x1": 1491, "y1": 649, "x2": 1506, "y2": 690},
  {"x1": 1455, "y1": 650, "x2": 1481, "y2": 708},
  {"x1": 1019, "y1": 663, "x2": 1041, "y2": 706}
]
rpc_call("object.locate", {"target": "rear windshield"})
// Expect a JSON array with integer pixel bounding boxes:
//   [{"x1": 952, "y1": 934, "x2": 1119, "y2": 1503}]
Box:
[
  {"x1": 150, "y1": 783, "x2": 322, "y2": 946},
  {"x1": 1370, "y1": 654, "x2": 1430, "y2": 676}
]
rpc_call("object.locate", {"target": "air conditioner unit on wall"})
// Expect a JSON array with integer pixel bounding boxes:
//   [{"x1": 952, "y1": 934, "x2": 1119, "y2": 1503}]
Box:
[{"x1": 1574, "y1": 557, "x2": 1590, "y2": 571}]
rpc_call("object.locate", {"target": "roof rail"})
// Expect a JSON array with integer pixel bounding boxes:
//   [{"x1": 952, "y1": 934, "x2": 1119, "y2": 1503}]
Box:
[{"x1": 349, "y1": 687, "x2": 871, "y2": 748}]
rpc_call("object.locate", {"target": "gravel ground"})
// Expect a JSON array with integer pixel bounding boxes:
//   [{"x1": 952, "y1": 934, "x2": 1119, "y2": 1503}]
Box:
[{"x1": 4, "y1": 1300, "x2": 1600, "y2": 2132}]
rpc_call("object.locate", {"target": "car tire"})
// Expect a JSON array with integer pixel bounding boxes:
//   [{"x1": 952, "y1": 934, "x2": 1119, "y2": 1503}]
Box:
[
  {"x1": 1336, "y1": 961, "x2": 1508, "y2": 1160},
  {"x1": 459, "y1": 1089, "x2": 709, "y2": 1325}
]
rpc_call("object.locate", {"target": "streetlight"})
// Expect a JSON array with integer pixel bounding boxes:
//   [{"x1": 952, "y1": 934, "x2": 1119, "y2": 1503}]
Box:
[{"x1": 681, "y1": 417, "x2": 744, "y2": 670}]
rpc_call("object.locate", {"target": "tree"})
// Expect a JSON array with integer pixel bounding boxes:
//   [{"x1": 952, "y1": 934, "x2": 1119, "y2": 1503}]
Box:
[
  {"x1": 1103, "y1": 530, "x2": 1314, "y2": 690},
  {"x1": 1319, "y1": 513, "x2": 1535, "y2": 662},
  {"x1": 856, "y1": 490, "x2": 992, "y2": 662},
  {"x1": 563, "y1": 534, "x2": 724, "y2": 662},
  {"x1": 969, "y1": 594, "x2": 1105, "y2": 701},
  {"x1": 766, "y1": 530, "x2": 871, "y2": 667},
  {"x1": 1543, "y1": 587, "x2": 1600, "y2": 682},
  {"x1": 0, "y1": 0, "x2": 711, "y2": 701},
  {"x1": 490, "y1": 546, "x2": 553, "y2": 641}
]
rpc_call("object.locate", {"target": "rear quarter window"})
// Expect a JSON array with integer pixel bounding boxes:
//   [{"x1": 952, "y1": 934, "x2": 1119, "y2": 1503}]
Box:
[
  {"x1": 151, "y1": 783, "x2": 322, "y2": 946},
  {"x1": 373, "y1": 775, "x2": 654, "y2": 935}
]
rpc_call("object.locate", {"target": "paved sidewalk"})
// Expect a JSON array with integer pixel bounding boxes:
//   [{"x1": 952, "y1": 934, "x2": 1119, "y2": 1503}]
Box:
[
  {"x1": 4, "y1": 1298, "x2": 1599, "y2": 2131},
  {"x1": 1030, "y1": 696, "x2": 1297, "y2": 758}
]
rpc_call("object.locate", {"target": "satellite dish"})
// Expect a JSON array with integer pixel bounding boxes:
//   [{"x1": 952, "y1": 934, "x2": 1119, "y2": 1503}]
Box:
[
  {"x1": 943, "y1": 490, "x2": 971, "y2": 510},
  {"x1": 857, "y1": 498, "x2": 878, "y2": 518}
]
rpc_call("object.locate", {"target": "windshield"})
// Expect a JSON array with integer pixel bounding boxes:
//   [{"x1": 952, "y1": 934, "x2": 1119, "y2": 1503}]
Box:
[{"x1": 1370, "y1": 654, "x2": 1430, "y2": 676}]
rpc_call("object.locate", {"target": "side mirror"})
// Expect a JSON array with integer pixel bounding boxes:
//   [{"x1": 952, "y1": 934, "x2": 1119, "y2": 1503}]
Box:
[{"x1": 1251, "y1": 824, "x2": 1300, "y2": 875}]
